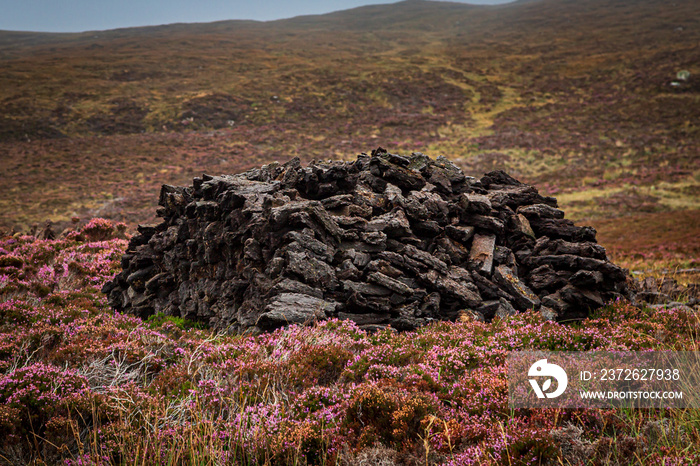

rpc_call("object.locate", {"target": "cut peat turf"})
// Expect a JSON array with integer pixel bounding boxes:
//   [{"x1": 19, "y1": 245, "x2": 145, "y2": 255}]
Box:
[{"x1": 105, "y1": 150, "x2": 630, "y2": 332}]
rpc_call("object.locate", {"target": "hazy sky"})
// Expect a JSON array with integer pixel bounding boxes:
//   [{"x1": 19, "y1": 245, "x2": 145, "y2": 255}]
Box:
[{"x1": 0, "y1": 0, "x2": 516, "y2": 33}]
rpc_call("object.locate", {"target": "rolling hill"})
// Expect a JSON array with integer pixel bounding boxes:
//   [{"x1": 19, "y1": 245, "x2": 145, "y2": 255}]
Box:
[{"x1": 0, "y1": 0, "x2": 698, "y2": 275}]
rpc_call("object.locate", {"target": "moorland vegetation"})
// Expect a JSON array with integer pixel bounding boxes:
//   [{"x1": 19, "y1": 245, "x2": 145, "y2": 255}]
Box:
[
  {"x1": 0, "y1": 0, "x2": 699, "y2": 463},
  {"x1": 0, "y1": 0, "x2": 698, "y2": 275}
]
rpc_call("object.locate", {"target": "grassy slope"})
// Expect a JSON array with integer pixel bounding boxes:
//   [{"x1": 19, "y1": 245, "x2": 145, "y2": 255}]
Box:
[{"x1": 0, "y1": 0, "x2": 698, "y2": 274}]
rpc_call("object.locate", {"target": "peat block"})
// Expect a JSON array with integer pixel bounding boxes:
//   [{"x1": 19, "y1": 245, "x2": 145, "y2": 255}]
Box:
[{"x1": 104, "y1": 149, "x2": 630, "y2": 332}]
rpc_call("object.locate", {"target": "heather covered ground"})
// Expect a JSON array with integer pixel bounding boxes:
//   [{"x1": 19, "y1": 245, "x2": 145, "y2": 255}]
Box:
[
  {"x1": 1, "y1": 0, "x2": 699, "y2": 463},
  {"x1": 1, "y1": 220, "x2": 698, "y2": 465}
]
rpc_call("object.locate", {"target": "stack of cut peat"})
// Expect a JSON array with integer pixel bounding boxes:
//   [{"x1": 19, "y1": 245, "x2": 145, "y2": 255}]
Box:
[{"x1": 104, "y1": 150, "x2": 629, "y2": 332}]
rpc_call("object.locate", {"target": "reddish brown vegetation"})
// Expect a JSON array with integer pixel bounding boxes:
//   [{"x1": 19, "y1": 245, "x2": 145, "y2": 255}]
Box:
[
  {"x1": 592, "y1": 210, "x2": 700, "y2": 274},
  {"x1": 0, "y1": 0, "x2": 698, "y2": 278}
]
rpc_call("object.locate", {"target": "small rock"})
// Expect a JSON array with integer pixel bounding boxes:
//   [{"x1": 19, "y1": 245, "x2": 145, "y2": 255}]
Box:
[
  {"x1": 517, "y1": 204, "x2": 565, "y2": 219},
  {"x1": 468, "y1": 215, "x2": 505, "y2": 234},
  {"x1": 446, "y1": 225, "x2": 476, "y2": 243},
  {"x1": 258, "y1": 293, "x2": 338, "y2": 329},
  {"x1": 366, "y1": 209, "x2": 412, "y2": 237},
  {"x1": 493, "y1": 265, "x2": 540, "y2": 311},
  {"x1": 570, "y1": 270, "x2": 604, "y2": 288},
  {"x1": 469, "y1": 234, "x2": 496, "y2": 275},
  {"x1": 540, "y1": 306, "x2": 558, "y2": 321},
  {"x1": 461, "y1": 192, "x2": 492, "y2": 214},
  {"x1": 496, "y1": 298, "x2": 518, "y2": 319},
  {"x1": 512, "y1": 214, "x2": 535, "y2": 238},
  {"x1": 368, "y1": 272, "x2": 414, "y2": 296}
]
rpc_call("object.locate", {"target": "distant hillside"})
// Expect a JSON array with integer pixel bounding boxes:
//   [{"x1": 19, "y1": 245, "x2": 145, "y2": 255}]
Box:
[{"x1": 0, "y1": 0, "x2": 698, "y2": 275}]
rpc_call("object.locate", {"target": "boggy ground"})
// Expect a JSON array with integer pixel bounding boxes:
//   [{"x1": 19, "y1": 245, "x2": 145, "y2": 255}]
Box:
[
  {"x1": 0, "y1": 220, "x2": 699, "y2": 465},
  {"x1": 0, "y1": 0, "x2": 698, "y2": 281}
]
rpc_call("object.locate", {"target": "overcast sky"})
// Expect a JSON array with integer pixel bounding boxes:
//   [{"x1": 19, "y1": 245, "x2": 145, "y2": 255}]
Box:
[{"x1": 0, "y1": 0, "x2": 516, "y2": 33}]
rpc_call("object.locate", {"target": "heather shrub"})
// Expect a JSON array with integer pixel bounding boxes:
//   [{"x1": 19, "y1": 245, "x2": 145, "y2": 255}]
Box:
[
  {"x1": 74, "y1": 218, "x2": 127, "y2": 242},
  {"x1": 345, "y1": 384, "x2": 399, "y2": 447},
  {"x1": 285, "y1": 342, "x2": 354, "y2": 389},
  {"x1": 0, "y1": 363, "x2": 91, "y2": 447},
  {"x1": 291, "y1": 385, "x2": 349, "y2": 422},
  {"x1": 342, "y1": 384, "x2": 441, "y2": 450},
  {"x1": 0, "y1": 219, "x2": 698, "y2": 464},
  {"x1": 497, "y1": 420, "x2": 559, "y2": 466},
  {"x1": 450, "y1": 365, "x2": 509, "y2": 416},
  {"x1": 0, "y1": 255, "x2": 23, "y2": 268}
]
